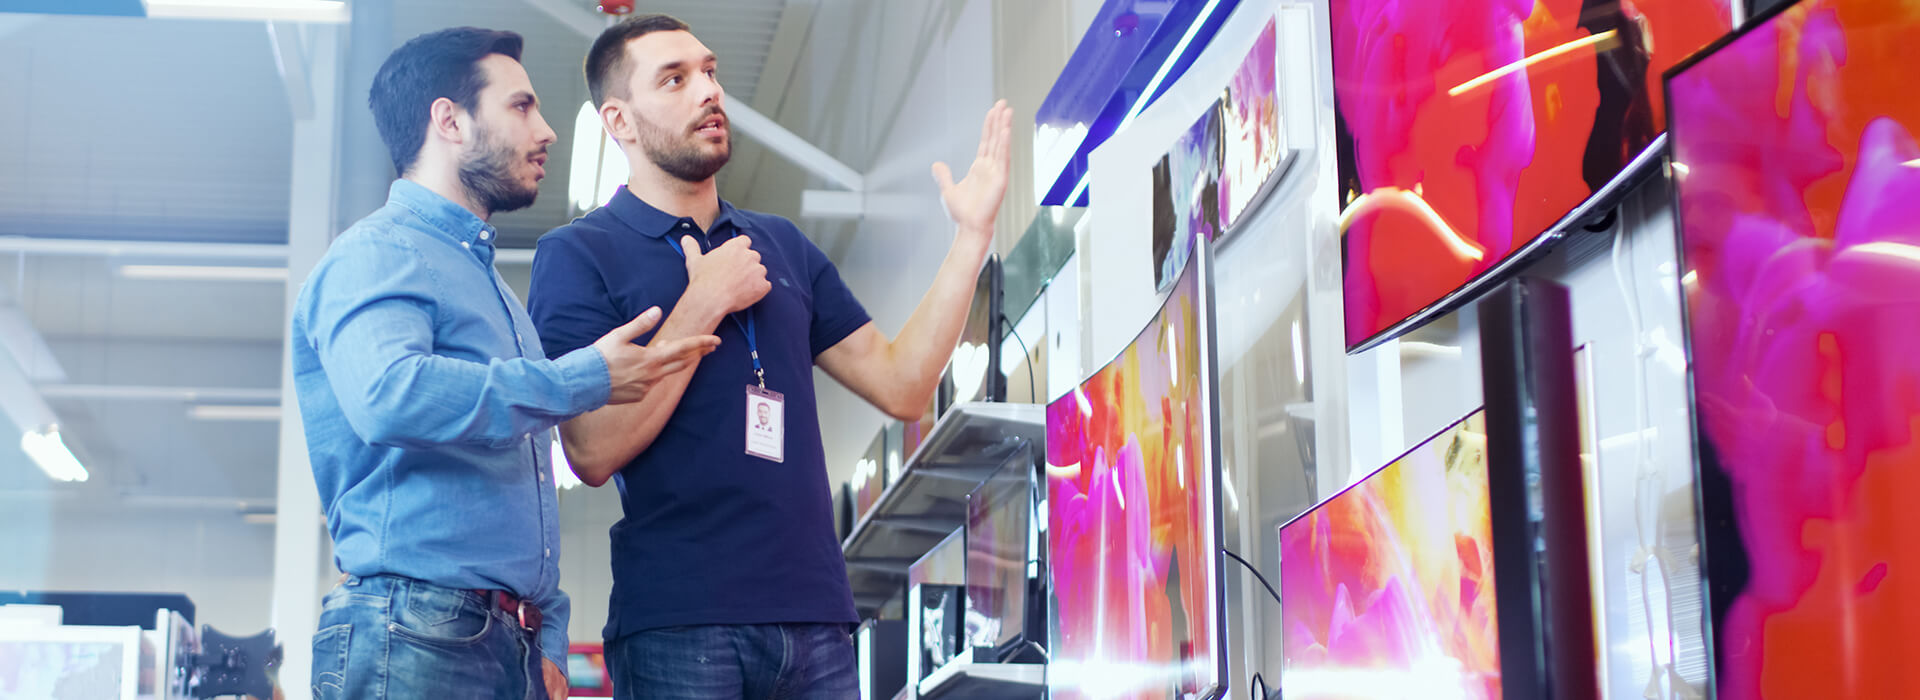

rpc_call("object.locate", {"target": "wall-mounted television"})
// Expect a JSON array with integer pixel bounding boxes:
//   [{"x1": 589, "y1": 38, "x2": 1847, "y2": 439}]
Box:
[
  {"x1": 1045, "y1": 235, "x2": 1225, "y2": 699},
  {"x1": 945, "y1": 255, "x2": 1005, "y2": 405},
  {"x1": 1278, "y1": 411, "x2": 1501, "y2": 699},
  {"x1": 1280, "y1": 278, "x2": 1595, "y2": 700},
  {"x1": 1667, "y1": 0, "x2": 1920, "y2": 695},
  {"x1": 1333, "y1": 0, "x2": 1736, "y2": 350}
]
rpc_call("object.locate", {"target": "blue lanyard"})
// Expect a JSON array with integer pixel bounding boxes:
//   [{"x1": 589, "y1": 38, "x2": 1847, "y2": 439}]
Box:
[{"x1": 663, "y1": 230, "x2": 765, "y2": 388}]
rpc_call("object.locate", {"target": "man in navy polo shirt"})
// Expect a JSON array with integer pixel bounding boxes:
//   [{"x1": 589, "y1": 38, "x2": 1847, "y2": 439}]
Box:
[{"x1": 527, "y1": 14, "x2": 1011, "y2": 699}]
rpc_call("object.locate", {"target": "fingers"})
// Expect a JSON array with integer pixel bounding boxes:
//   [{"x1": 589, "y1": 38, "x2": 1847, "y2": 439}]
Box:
[
  {"x1": 996, "y1": 100, "x2": 1012, "y2": 164},
  {"x1": 680, "y1": 235, "x2": 703, "y2": 259},
  {"x1": 930, "y1": 162, "x2": 955, "y2": 193},
  {"x1": 610, "y1": 306, "x2": 663, "y2": 343}
]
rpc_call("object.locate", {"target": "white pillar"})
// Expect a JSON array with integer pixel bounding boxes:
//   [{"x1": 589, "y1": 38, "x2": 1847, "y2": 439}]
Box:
[{"x1": 271, "y1": 22, "x2": 342, "y2": 700}]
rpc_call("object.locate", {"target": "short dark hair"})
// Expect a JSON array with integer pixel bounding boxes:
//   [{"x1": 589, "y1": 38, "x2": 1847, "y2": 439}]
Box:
[
  {"x1": 369, "y1": 27, "x2": 524, "y2": 176},
  {"x1": 585, "y1": 14, "x2": 692, "y2": 107}
]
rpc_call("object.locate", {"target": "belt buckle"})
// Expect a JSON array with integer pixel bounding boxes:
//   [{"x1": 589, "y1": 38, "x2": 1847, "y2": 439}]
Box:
[{"x1": 514, "y1": 599, "x2": 528, "y2": 630}]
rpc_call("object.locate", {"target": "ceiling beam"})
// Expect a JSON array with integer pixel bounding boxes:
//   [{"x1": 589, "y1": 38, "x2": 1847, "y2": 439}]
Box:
[
  {"x1": 267, "y1": 21, "x2": 315, "y2": 120},
  {"x1": 0, "y1": 236, "x2": 545, "y2": 266},
  {"x1": 523, "y1": 0, "x2": 864, "y2": 194},
  {"x1": 0, "y1": 237, "x2": 288, "y2": 259},
  {"x1": 724, "y1": 0, "x2": 818, "y2": 205},
  {"x1": 37, "y1": 384, "x2": 280, "y2": 403}
]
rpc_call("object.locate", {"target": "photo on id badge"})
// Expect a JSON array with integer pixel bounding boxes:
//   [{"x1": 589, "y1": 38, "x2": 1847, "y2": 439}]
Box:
[{"x1": 746, "y1": 385, "x2": 784, "y2": 463}]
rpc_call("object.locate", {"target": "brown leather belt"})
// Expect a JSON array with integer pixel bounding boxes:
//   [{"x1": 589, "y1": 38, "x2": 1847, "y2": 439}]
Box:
[{"x1": 480, "y1": 589, "x2": 542, "y2": 637}]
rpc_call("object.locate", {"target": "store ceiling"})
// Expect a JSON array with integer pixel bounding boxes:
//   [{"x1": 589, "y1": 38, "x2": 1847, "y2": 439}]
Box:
[{"x1": 0, "y1": 0, "x2": 797, "y2": 511}]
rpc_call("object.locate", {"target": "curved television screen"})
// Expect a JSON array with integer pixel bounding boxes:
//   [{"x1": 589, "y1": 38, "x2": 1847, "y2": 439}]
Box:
[
  {"x1": 1045, "y1": 236, "x2": 1223, "y2": 700},
  {"x1": 1278, "y1": 410, "x2": 1500, "y2": 699},
  {"x1": 1668, "y1": 0, "x2": 1920, "y2": 696},
  {"x1": 1333, "y1": 0, "x2": 1735, "y2": 349}
]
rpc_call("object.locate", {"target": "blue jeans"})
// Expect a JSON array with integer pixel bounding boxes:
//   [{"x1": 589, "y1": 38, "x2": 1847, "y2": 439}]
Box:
[
  {"x1": 606, "y1": 623, "x2": 858, "y2": 700},
  {"x1": 310, "y1": 574, "x2": 548, "y2": 700}
]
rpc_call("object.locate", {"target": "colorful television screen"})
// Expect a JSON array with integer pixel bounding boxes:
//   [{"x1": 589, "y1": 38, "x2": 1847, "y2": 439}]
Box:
[
  {"x1": 1333, "y1": 0, "x2": 1735, "y2": 349},
  {"x1": 1046, "y1": 237, "x2": 1222, "y2": 699},
  {"x1": 1151, "y1": 16, "x2": 1284, "y2": 292},
  {"x1": 1278, "y1": 410, "x2": 1499, "y2": 699},
  {"x1": 1668, "y1": 0, "x2": 1920, "y2": 696}
]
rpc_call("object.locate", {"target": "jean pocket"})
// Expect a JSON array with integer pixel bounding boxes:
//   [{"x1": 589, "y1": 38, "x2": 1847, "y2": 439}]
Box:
[
  {"x1": 310, "y1": 623, "x2": 351, "y2": 700},
  {"x1": 390, "y1": 599, "x2": 493, "y2": 647}
]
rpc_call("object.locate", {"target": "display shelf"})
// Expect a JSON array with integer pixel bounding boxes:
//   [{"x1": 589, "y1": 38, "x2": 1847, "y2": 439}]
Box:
[
  {"x1": 916, "y1": 661, "x2": 1046, "y2": 700},
  {"x1": 841, "y1": 402, "x2": 1044, "y2": 617}
]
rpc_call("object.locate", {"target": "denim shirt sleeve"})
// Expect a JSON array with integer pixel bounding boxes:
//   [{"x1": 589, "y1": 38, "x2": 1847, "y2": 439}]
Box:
[
  {"x1": 531, "y1": 577, "x2": 571, "y2": 669},
  {"x1": 301, "y1": 229, "x2": 612, "y2": 448}
]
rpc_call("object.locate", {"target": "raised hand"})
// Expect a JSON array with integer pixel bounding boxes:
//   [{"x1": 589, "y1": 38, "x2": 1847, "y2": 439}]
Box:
[
  {"x1": 931, "y1": 99, "x2": 1013, "y2": 238},
  {"x1": 683, "y1": 234, "x2": 771, "y2": 316},
  {"x1": 593, "y1": 306, "x2": 722, "y2": 404}
]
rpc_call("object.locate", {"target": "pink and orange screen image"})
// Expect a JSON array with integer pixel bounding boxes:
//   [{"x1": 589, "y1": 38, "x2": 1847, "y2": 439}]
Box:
[
  {"x1": 1279, "y1": 411, "x2": 1501, "y2": 700},
  {"x1": 1669, "y1": 0, "x2": 1920, "y2": 696},
  {"x1": 1334, "y1": 0, "x2": 1734, "y2": 347},
  {"x1": 1045, "y1": 244, "x2": 1218, "y2": 700}
]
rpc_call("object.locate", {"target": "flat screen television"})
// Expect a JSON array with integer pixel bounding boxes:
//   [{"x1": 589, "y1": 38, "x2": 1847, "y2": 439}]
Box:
[
  {"x1": 1045, "y1": 235, "x2": 1224, "y2": 700},
  {"x1": 565, "y1": 642, "x2": 611, "y2": 697},
  {"x1": 1332, "y1": 0, "x2": 1736, "y2": 350},
  {"x1": 1150, "y1": 15, "x2": 1287, "y2": 292},
  {"x1": 945, "y1": 255, "x2": 1005, "y2": 405},
  {"x1": 1666, "y1": 0, "x2": 1920, "y2": 696},
  {"x1": 965, "y1": 443, "x2": 1035, "y2": 661},
  {"x1": 852, "y1": 427, "x2": 887, "y2": 525},
  {"x1": 1278, "y1": 411, "x2": 1502, "y2": 699}
]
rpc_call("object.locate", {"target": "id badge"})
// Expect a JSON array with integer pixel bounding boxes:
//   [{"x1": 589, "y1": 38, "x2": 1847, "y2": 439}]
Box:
[{"x1": 745, "y1": 385, "x2": 785, "y2": 463}]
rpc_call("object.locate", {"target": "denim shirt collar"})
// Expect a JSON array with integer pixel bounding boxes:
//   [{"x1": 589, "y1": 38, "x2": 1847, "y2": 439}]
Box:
[
  {"x1": 387, "y1": 179, "x2": 499, "y2": 256},
  {"x1": 605, "y1": 185, "x2": 741, "y2": 238}
]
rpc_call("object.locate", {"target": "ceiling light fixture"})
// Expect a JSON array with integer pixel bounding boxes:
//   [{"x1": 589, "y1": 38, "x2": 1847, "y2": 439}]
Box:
[
  {"x1": 21, "y1": 426, "x2": 87, "y2": 482},
  {"x1": 142, "y1": 0, "x2": 349, "y2": 23},
  {"x1": 119, "y1": 265, "x2": 289, "y2": 282},
  {"x1": 569, "y1": 101, "x2": 629, "y2": 214},
  {"x1": 188, "y1": 405, "x2": 282, "y2": 422}
]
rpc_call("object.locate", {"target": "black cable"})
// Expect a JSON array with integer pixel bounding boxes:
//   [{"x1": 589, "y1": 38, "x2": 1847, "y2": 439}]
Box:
[
  {"x1": 1250, "y1": 671, "x2": 1279, "y2": 700},
  {"x1": 1001, "y1": 314, "x2": 1039, "y2": 404},
  {"x1": 1222, "y1": 547, "x2": 1282, "y2": 607}
]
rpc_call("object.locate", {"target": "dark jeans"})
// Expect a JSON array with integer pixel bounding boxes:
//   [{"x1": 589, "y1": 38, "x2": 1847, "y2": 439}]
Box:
[
  {"x1": 310, "y1": 574, "x2": 548, "y2": 700},
  {"x1": 607, "y1": 623, "x2": 858, "y2": 700}
]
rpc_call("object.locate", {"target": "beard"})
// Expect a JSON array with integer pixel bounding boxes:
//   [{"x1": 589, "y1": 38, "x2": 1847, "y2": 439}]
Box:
[
  {"x1": 458, "y1": 122, "x2": 541, "y2": 216},
  {"x1": 638, "y1": 107, "x2": 731, "y2": 182}
]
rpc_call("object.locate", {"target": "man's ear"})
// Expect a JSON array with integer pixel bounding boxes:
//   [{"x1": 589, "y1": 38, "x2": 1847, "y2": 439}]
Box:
[
  {"x1": 599, "y1": 99, "x2": 631, "y2": 145},
  {"x1": 428, "y1": 96, "x2": 467, "y2": 146}
]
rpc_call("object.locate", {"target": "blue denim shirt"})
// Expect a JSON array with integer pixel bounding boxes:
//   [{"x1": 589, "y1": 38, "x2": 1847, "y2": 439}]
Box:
[{"x1": 292, "y1": 179, "x2": 609, "y2": 667}]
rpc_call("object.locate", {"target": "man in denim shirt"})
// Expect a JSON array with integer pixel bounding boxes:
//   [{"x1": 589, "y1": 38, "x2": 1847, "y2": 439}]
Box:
[{"x1": 291, "y1": 28, "x2": 724, "y2": 700}]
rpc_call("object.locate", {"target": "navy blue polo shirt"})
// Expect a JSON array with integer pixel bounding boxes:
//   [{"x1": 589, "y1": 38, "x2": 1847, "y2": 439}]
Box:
[{"x1": 528, "y1": 186, "x2": 868, "y2": 640}]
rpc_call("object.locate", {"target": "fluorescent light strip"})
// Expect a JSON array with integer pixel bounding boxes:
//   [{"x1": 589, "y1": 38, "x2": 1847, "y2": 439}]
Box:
[
  {"x1": 1116, "y1": 0, "x2": 1227, "y2": 133},
  {"x1": 188, "y1": 405, "x2": 282, "y2": 422},
  {"x1": 1054, "y1": 0, "x2": 1226, "y2": 207},
  {"x1": 119, "y1": 265, "x2": 288, "y2": 282},
  {"x1": 21, "y1": 427, "x2": 87, "y2": 482},
  {"x1": 143, "y1": 0, "x2": 349, "y2": 23}
]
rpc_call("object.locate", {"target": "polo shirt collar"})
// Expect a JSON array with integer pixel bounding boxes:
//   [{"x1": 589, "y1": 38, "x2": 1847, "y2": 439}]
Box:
[
  {"x1": 606, "y1": 185, "x2": 741, "y2": 239},
  {"x1": 387, "y1": 179, "x2": 498, "y2": 252}
]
